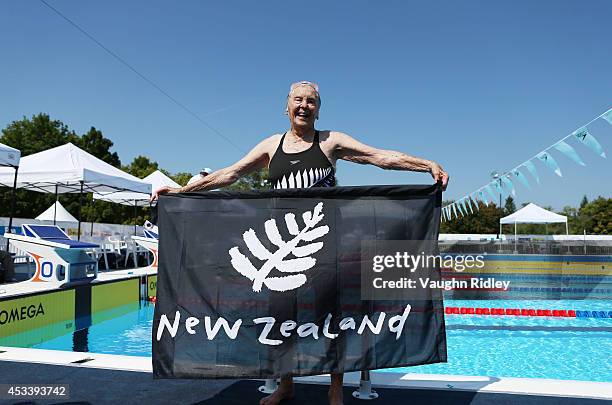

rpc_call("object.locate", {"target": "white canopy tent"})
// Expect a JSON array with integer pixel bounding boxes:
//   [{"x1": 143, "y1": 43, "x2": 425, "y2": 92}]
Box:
[
  {"x1": 0, "y1": 143, "x2": 151, "y2": 239},
  {"x1": 0, "y1": 143, "x2": 20, "y2": 167},
  {"x1": 93, "y1": 170, "x2": 181, "y2": 235},
  {"x1": 0, "y1": 143, "x2": 21, "y2": 248},
  {"x1": 0, "y1": 143, "x2": 150, "y2": 194},
  {"x1": 93, "y1": 170, "x2": 180, "y2": 206},
  {"x1": 500, "y1": 203, "x2": 568, "y2": 251},
  {"x1": 36, "y1": 201, "x2": 78, "y2": 227}
]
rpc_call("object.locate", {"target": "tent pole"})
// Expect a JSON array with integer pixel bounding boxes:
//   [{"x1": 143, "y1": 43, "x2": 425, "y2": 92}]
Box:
[
  {"x1": 6, "y1": 166, "x2": 18, "y2": 251},
  {"x1": 133, "y1": 201, "x2": 137, "y2": 236},
  {"x1": 53, "y1": 184, "x2": 58, "y2": 225},
  {"x1": 90, "y1": 197, "x2": 95, "y2": 237},
  {"x1": 77, "y1": 181, "x2": 84, "y2": 241},
  {"x1": 514, "y1": 221, "x2": 517, "y2": 253}
]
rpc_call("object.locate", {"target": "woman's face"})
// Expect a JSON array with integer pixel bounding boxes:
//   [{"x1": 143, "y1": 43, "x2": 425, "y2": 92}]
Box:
[{"x1": 287, "y1": 85, "x2": 320, "y2": 128}]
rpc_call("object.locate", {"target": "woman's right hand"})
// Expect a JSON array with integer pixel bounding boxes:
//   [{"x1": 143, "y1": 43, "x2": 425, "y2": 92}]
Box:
[{"x1": 150, "y1": 186, "x2": 181, "y2": 202}]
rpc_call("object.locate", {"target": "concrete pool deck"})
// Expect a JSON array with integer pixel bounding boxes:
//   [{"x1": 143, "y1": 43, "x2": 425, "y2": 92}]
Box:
[{"x1": 0, "y1": 346, "x2": 610, "y2": 404}]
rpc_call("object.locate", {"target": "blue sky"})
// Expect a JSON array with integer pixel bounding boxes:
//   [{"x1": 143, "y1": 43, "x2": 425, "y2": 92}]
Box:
[{"x1": 1, "y1": 1, "x2": 611, "y2": 210}]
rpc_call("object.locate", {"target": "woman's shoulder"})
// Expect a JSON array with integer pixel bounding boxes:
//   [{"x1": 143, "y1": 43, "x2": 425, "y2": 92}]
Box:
[
  {"x1": 318, "y1": 130, "x2": 353, "y2": 145},
  {"x1": 252, "y1": 133, "x2": 283, "y2": 156},
  {"x1": 257, "y1": 133, "x2": 283, "y2": 148}
]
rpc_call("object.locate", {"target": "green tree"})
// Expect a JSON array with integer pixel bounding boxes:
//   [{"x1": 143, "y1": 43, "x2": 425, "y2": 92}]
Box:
[
  {"x1": 580, "y1": 195, "x2": 589, "y2": 209},
  {"x1": 441, "y1": 201, "x2": 503, "y2": 234},
  {"x1": 441, "y1": 195, "x2": 612, "y2": 236},
  {"x1": 123, "y1": 156, "x2": 159, "y2": 178},
  {"x1": 76, "y1": 127, "x2": 121, "y2": 167},
  {"x1": 560, "y1": 205, "x2": 579, "y2": 234},
  {"x1": 0, "y1": 114, "x2": 78, "y2": 219},
  {"x1": 579, "y1": 197, "x2": 611, "y2": 234},
  {"x1": 0, "y1": 113, "x2": 77, "y2": 156},
  {"x1": 224, "y1": 169, "x2": 270, "y2": 191},
  {"x1": 0, "y1": 114, "x2": 130, "y2": 225},
  {"x1": 170, "y1": 172, "x2": 194, "y2": 187},
  {"x1": 504, "y1": 196, "x2": 516, "y2": 215}
]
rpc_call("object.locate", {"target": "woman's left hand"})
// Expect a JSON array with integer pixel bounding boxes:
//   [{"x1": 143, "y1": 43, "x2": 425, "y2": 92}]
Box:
[{"x1": 429, "y1": 162, "x2": 449, "y2": 191}]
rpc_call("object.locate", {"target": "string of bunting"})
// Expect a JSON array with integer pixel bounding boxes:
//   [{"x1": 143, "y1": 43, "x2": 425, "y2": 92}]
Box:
[{"x1": 442, "y1": 107, "x2": 612, "y2": 222}]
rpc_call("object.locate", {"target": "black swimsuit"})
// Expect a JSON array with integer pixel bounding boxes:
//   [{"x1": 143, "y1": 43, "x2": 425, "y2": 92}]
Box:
[{"x1": 268, "y1": 131, "x2": 336, "y2": 189}]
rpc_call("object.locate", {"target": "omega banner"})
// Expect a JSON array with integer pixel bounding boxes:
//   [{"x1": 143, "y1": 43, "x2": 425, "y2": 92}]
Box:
[{"x1": 152, "y1": 185, "x2": 446, "y2": 379}]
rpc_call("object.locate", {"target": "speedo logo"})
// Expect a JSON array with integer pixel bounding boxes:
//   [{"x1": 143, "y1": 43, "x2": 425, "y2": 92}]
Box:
[{"x1": 0, "y1": 303, "x2": 45, "y2": 325}]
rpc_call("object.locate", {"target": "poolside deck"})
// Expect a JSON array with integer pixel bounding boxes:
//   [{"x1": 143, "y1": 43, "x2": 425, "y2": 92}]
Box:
[
  {"x1": 0, "y1": 347, "x2": 610, "y2": 404},
  {"x1": 0, "y1": 266, "x2": 155, "y2": 299}
]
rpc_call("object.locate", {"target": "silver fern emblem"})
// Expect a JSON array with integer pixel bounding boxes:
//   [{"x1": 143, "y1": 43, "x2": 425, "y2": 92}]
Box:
[{"x1": 229, "y1": 202, "x2": 329, "y2": 292}]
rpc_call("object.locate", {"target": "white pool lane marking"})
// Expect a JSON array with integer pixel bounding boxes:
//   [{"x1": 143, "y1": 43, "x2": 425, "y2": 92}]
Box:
[{"x1": 0, "y1": 346, "x2": 610, "y2": 400}]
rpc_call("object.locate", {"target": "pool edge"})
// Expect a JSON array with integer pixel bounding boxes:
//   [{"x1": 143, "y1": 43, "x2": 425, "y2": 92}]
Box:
[{"x1": 1, "y1": 346, "x2": 610, "y2": 400}]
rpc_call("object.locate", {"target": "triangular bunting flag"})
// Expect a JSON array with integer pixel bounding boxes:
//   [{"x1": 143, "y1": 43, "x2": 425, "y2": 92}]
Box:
[
  {"x1": 522, "y1": 161, "x2": 540, "y2": 184},
  {"x1": 460, "y1": 199, "x2": 469, "y2": 215},
  {"x1": 485, "y1": 184, "x2": 497, "y2": 202},
  {"x1": 493, "y1": 180, "x2": 507, "y2": 200},
  {"x1": 456, "y1": 200, "x2": 466, "y2": 216},
  {"x1": 501, "y1": 175, "x2": 516, "y2": 196},
  {"x1": 573, "y1": 127, "x2": 606, "y2": 158},
  {"x1": 512, "y1": 169, "x2": 531, "y2": 190},
  {"x1": 554, "y1": 140, "x2": 586, "y2": 166},
  {"x1": 602, "y1": 108, "x2": 612, "y2": 125},
  {"x1": 537, "y1": 151, "x2": 563, "y2": 177},
  {"x1": 466, "y1": 198, "x2": 474, "y2": 214},
  {"x1": 471, "y1": 194, "x2": 481, "y2": 210}
]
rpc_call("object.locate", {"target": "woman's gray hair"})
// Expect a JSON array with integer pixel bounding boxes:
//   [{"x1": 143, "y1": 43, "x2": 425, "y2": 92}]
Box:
[{"x1": 287, "y1": 83, "x2": 321, "y2": 106}]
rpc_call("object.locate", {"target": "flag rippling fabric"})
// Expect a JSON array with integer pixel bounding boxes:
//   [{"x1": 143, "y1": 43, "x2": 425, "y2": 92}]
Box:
[{"x1": 152, "y1": 184, "x2": 446, "y2": 379}]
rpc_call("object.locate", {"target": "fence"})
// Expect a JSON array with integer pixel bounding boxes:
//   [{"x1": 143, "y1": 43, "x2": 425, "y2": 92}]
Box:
[{"x1": 439, "y1": 239, "x2": 612, "y2": 255}]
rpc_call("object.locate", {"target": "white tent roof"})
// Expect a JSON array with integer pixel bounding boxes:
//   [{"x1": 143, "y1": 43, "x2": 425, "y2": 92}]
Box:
[
  {"x1": 0, "y1": 143, "x2": 20, "y2": 167},
  {"x1": 500, "y1": 203, "x2": 567, "y2": 224},
  {"x1": 93, "y1": 169, "x2": 180, "y2": 206},
  {"x1": 35, "y1": 201, "x2": 78, "y2": 225},
  {"x1": 0, "y1": 143, "x2": 151, "y2": 194}
]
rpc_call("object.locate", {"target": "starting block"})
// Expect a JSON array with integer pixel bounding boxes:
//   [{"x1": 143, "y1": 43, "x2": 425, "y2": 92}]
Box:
[
  {"x1": 131, "y1": 221, "x2": 159, "y2": 268},
  {"x1": 4, "y1": 224, "x2": 99, "y2": 286}
]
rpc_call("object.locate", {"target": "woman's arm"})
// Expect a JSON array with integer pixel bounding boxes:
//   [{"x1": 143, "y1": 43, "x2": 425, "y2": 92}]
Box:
[
  {"x1": 151, "y1": 136, "x2": 277, "y2": 200},
  {"x1": 333, "y1": 131, "x2": 449, "y2": 189}
]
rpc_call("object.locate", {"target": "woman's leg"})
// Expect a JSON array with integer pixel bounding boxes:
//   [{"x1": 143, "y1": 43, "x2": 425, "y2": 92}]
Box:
[{"x1": 328, "y1": 373, "x2": 344, "y2": 405}]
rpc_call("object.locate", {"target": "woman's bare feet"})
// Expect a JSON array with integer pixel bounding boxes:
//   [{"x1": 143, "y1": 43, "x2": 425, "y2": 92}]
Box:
[{"x1": 260, "y1": 378, "x2": 294, "y2": 405}]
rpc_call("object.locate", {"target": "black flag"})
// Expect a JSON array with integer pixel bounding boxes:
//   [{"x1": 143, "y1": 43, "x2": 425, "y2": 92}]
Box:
[{"x1": 153, "y1": 185, "x2": 446, "y2": 379}]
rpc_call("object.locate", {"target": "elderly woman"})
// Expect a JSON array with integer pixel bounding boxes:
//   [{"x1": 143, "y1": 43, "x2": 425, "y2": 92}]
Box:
[{"x1": 153, "y1": 81, "x2": 448, "y2": 405}]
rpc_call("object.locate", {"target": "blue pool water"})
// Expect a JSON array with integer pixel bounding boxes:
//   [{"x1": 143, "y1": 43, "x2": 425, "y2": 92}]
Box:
[{"x1": 32, "y1": 300, "x2": 612, "y2": 382}]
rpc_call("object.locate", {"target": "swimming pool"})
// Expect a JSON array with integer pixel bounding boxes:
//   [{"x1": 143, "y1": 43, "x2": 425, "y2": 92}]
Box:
[{"x1": 28, "y1": 299, "x2": 612, "y2": 383}]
